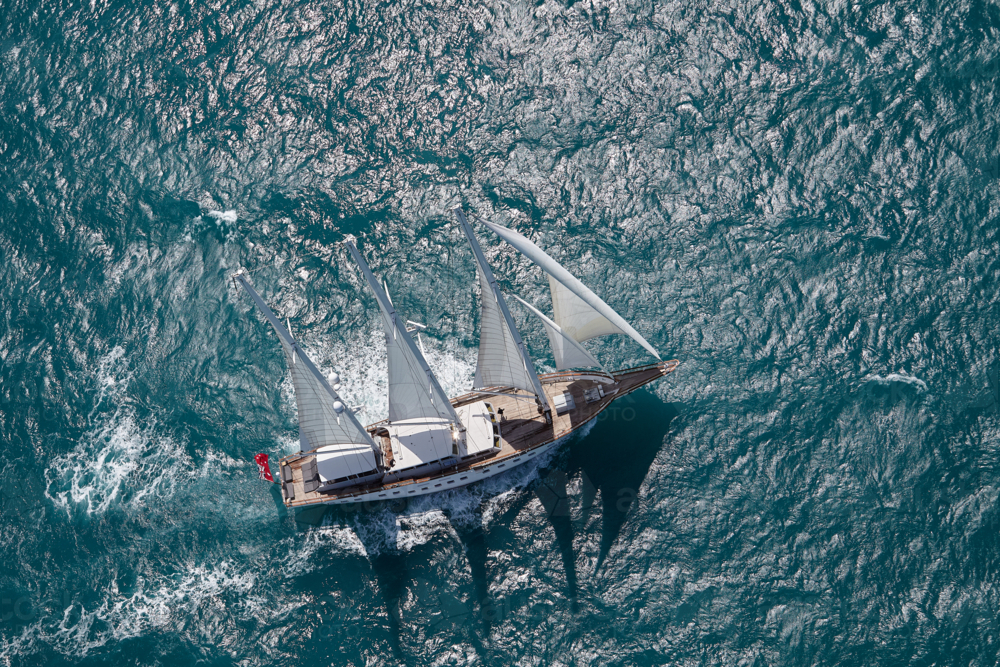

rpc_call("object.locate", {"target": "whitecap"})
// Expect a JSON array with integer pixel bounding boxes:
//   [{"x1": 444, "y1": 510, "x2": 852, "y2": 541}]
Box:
[
  {"x1": 866, "y1": 372, "x2": 929, "y2": 392},
  {"x1": 206, "y1": 209, "x2": 238, "y2": 224},
  {"x1": 0, "y1": 562, "x2": 257, "y2": 659}
]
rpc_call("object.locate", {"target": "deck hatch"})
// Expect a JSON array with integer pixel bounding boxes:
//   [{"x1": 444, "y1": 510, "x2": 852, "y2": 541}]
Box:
[{"x1": 552, "y1": 391, "x2": 576, "y2": 414}]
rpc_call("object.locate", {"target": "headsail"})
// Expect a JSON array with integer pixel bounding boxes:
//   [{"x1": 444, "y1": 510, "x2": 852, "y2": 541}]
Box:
[
  {"x1": 455, "y1": 209, "x2": 551, "y2": 412},
  {"x1": 511, "y1": 294, "x2": 604, "y2": 371},
  {"x1": 480, "y1": 219, "x2": 661, "y2": 360},
  {"x1": 344, "y1": 242, "x2": 460, "y2": 425},
  {"x1": 233, "y1": 273, "x2": 380, "y2": 474}
]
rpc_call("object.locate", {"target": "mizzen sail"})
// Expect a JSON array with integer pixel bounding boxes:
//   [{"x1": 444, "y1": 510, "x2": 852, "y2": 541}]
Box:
[
  {"x1": 480, "y1": 219, "x2": 661, "y2": 360},
  {"x1": 344, "y1": 242, "x2": 459, "y2": 425},
  {"x1": 233, "y1": 274, "x2": 380, "y2": 475},
  {"x1": 455, "y1": 209, "x2": 550, "y2": 412}
]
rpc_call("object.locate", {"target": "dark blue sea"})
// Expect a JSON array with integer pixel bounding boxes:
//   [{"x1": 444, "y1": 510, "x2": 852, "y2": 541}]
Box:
[{"x1": 2, "y1": 0, "x2": 999, "y2": 663}]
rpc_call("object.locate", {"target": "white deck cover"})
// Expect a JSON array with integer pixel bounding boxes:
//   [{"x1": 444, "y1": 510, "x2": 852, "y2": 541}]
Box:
[
  {"x1": 455, "y1": 401, "x2": 496, "y2": 456},
  {"x1": 386, "y1": 418, "x2": 455, "y2": 469},
  {"x1": 316, "y1": 443, "x2": 379, "y2": 481}
]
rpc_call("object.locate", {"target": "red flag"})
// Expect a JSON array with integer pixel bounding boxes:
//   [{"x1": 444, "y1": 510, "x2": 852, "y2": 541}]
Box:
[{"x1": 254, "y1": 453, "x2": 274, "y2": 482}]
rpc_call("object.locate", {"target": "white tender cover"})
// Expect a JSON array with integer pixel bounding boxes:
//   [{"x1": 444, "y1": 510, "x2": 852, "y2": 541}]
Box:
[
  {"x1": 455, "y1": 401, "x2": 496, "y2": 456},
  {"x1": 316, "y1": 443, "x2": 379, "y2": 481},
  {"x1": 386, "y1": 418, "x2": 454, "y2": 467}
]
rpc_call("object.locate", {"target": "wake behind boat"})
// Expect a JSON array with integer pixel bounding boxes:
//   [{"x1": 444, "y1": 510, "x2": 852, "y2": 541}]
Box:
[{"x1": 234, "y1": 209, "x2": 679, "y2": 509}]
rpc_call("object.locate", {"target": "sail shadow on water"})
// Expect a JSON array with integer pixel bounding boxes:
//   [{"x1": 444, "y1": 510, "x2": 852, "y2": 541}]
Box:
[
  {"x1": 278, "y1": 524, "x2": 395, "y2": 663},
  {"x1": 444, "y1": 507, "x2": 502, "y2": 631},
  {"x1": 568, "y1": 389, "x2": 679, "y2": 572},
  {"x1": 313, "y1": 504, "x2": 490, "y2": 659},
  {"x1": 303, "y1": 506, "x2": 410, "y2": 660},
  {"x1": 533, "y1": 466, "x2": 580, "y2": 611}
]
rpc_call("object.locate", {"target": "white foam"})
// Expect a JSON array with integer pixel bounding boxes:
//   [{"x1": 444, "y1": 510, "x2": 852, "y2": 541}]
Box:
[
  {"x1": 108, "y1": 562, "x2": 256, "y2": 640},
  {"x1": 0, "y1": 562, "x2": 258, "y2": 659},
  {"x1": 90, "y1": 345, "x2": 131, "y2": 416},
  {"x1": 867, "y1": 372, "x2": 928, "y2": 392},
  {"x1": 278, "y1": 322, "x2": 476, "y2": 425},
  {"x1": 281, "y1": 525, "x2": 368, "y2": 575},
  {"x1": 206, "y1": 209, "x2": 238, "y2": 224},
  {"x1": 394, "y1": 510, "x2": 456, "y2": 552},
  {"x1": 44, "y1": 410, "x2": 189, "y2": 516},
  {"x1": 195, "y1": 449, "x2": 242, "y2": 477}
]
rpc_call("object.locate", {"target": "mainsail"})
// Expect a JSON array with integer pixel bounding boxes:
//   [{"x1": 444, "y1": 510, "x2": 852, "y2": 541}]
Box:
[
  {"x1": 233, "y1": 274, "x2": 380, "y2": 474},
  {"x1": 480, "y1": 218, "x2": 661, "y2": 362},
  {"x1": 455, "y1": 209, "x2": 551, "y2": 412},
  {"x1": 344, "y1": 242, "x2": 460, "y2": 425},
  {"x1": 511, "y1": 294, "x2": 604, "y2": 371}
]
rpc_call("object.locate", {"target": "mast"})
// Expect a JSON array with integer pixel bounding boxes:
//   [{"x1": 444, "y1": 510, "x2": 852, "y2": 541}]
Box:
[
  {"x1": 343, "y1": 241, "x2": 462, "y2": 426},
  {"x1": 232, "y1": 273, "x2": 381, "y2": 465},
  {"x1": 454, "y1": 208, "x2": 552, "y2": 416}
]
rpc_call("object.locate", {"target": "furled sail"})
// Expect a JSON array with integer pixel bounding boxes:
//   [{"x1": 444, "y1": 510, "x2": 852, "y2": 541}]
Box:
[
  {"x1": 344, "y1": 242, "x2": 460, "y2": 425},
  {"x1": 455, "y1": 209, "x2": 551, "y2": 411},
  {"x1": 511, "y1": 294, "x2": 604, "y2": 371},
  {"x1": 480, "y1": 219, "x2": 661, "y2": 360},
  {"x1": 233, "y1": 274, "x2": 380, "y2": 474}
]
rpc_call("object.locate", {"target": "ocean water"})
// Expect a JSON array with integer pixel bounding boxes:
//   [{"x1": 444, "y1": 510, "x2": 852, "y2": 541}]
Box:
[{"x1": 1, "y1": 0, "x2": 999, "y2": 663}]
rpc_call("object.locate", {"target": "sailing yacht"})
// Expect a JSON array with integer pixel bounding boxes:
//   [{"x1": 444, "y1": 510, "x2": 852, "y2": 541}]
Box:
[{"x1": 233, "y1": 209, "x2": 679, "y2": 509}]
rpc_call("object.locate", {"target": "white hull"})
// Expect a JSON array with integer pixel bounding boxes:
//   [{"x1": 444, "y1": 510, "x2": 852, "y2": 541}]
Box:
[{"x1": 316, "y1": 428, "x2": 568, "y2": 507}]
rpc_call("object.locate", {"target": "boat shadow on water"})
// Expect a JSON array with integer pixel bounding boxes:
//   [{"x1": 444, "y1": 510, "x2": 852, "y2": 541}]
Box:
[
  {"x1": 452, "y1": 388, "x2": 679, "y2": 626},
  {"x1": 567, "y1": 389, "x2": 680, "y2": 572},
  {"x1": 531, "y1": 388, "x2": 680, "y2": 611},
  {"x1": 441, "y1": 387, "x2": 678, "y2": 626},
  {"x1": 285, "y1": 388, "x2": 678, "y2": 656}
]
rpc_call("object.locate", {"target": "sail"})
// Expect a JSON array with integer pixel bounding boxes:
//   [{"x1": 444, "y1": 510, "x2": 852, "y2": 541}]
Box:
[
  {"x1": 480, "y1": 219, "x2": 661, "y2": 360},
  {"x1": 474, "y1": 262, "x2": 536, "y2": 391},
  {"x1": 233, "y1": 274, "x2": 379, "y2": 473},
  {"x1": 511, "y1": 294, "x2": 603, "y2": 370},
  {"x1": 344, "y1": 242, "x2": 459, "y2": 425},
  {"x1": 455, "y1": 209, "x2": 550, "y2": 411},
  {"x1": 548, "y1": 275, "x2": 624, "y2": 342}
]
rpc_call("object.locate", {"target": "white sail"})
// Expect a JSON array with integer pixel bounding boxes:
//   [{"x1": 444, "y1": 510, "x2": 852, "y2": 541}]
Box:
[
  {"x1": 548, "y1": 275, "x2": 623, "y2": 342},
  {"x1": 474, "y1": 262, "x2": 537, "y2": 392},
  {"x1": 511, "y1": 294, "x2": 603, "y2": 370},
  {"x1": 233, "y1": 274, "x2": 379, "y2": 475},
  {"x1": 344, "y1": 242, "x2": 459, "y2": 425},
  {"x1": 481, "y1": 219, "x2": 661, "y2": 360},
  {"x1": 455, "y1": 209, "x2": 551, "y2": 412}
]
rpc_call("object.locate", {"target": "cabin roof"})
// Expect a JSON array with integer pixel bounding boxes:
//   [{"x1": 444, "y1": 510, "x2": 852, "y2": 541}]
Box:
[
  {"x1": 315, "y1": 442, "x2": 379, "y2": 481},
  {"x1": 387, "y1": 417, "x2": 454, "y2": 469}
]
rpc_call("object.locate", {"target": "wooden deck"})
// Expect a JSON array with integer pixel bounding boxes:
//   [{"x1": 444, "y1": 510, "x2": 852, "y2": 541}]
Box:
[{"x1": 278, "y1": 360, "x2": 679, "y2": 508}]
